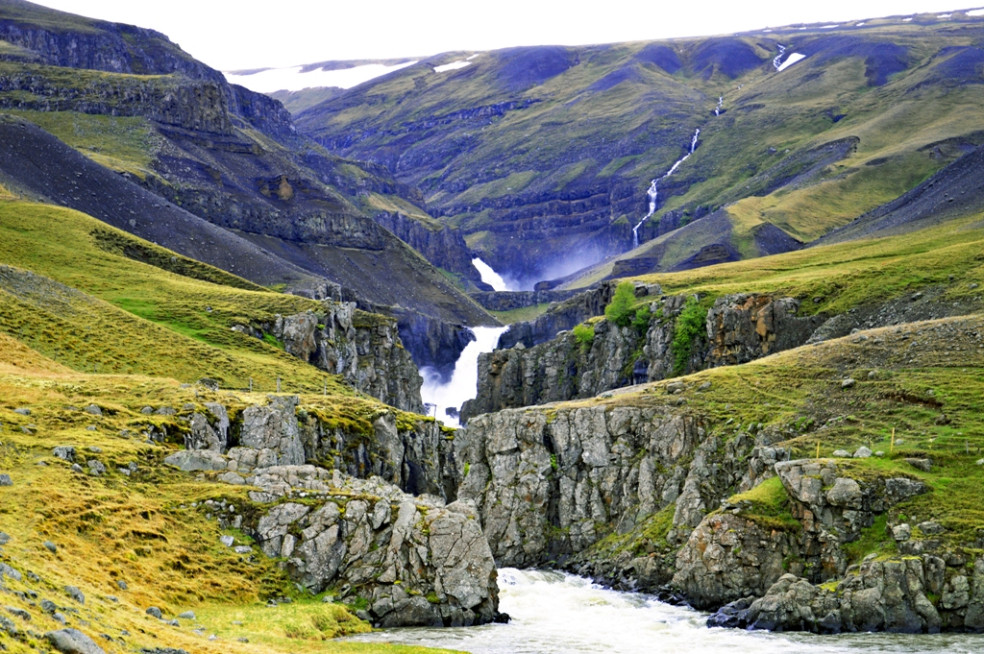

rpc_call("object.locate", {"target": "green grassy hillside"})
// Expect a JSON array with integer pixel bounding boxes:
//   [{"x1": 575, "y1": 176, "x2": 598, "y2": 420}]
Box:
[
  {"x1": 0, "y1": 339, "x2": 455, "y2": 654},
  {"x1": 0, "y1": 194, "x2": 459, "y2": 653},
  {"x1": 298, "y1": 11, "x2": 984, "y2": 285}
]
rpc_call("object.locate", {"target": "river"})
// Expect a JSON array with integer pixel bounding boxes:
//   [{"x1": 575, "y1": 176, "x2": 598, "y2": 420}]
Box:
[{"x1": 346, "y1": 568, "x2": 981, "y2": 653}]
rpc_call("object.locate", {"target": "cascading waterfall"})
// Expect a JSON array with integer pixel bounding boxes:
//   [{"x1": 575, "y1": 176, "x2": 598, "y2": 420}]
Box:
[
  {"x1": 773, "y1": 44, "x2": 787, "y2": 70},
  {"x1": 472, "y1": 257, "x2": 511, "y2": 292},
  {"x1": 419, "y1": 325, "x2": 508, "y2": 428},
  {"x1": 345, "y1": 568, "x2": 981, "y2": 653},
  {"x1": 632, "y1": 128, "x2": 700, "y2": 248},
  {"x1": 714, "y1": 96, "x2": 723, "y2": 116}
]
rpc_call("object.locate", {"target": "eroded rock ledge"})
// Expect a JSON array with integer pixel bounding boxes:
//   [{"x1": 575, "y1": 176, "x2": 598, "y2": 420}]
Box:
[{"x1": 163, "y1": 394, "x2": 497, "y2": 627}]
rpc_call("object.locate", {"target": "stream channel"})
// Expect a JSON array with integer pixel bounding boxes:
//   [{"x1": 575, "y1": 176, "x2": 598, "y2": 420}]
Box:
[
  {"x1": 347, "y1": 568, "x2": 981, "y2": 653},
  {"x1": 402, "y1": 258, "x2": 979, "y2": 652}
]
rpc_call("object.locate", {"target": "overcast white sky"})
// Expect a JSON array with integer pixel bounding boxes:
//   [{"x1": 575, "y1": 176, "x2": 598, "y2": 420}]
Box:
[{"x1": 30, "y1": 1, "x2": 983, "y2": 71}]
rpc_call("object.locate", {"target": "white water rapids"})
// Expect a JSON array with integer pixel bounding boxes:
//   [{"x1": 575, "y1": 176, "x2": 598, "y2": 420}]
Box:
[
  {"x1": 419, "y1": 325, "x2": 508, "y2": 427},
  {"x1": 632, "y1": 128, "x2": 700, "y2": 248},
  {"x1": 347, "y1": 568, "x2": 984, "y2": 653}
]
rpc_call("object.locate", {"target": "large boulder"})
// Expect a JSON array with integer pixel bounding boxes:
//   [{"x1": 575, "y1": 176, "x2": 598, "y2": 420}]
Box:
[{"x1": 247, "y1": 467, "x2": 498, "y2": 627}]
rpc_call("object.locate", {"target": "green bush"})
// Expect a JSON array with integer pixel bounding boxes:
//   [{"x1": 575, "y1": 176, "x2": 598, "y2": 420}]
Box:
[
  {"x1": 605, "y1": 281, "x2": 636, "y2": 327},
  {"x1": 572, "y1": 323, "x2": 595, "y2": 350},
  {"x1": 632, "y1": 305, "x2": 652, "y2": 334},
  {"x1": 671, "y1": 296, "x2": 707, "y2": 376}
]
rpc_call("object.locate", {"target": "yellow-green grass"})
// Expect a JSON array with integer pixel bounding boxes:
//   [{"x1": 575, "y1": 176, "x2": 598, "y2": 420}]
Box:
[
  {"x1": 6, "y1": 110, "x2": 164, "y2": 180},
  {"x1": 626, "y1": 214, "x2": 984, "y2": 316},
  {"x1": 489, "y1": 302, "x2": 552, "y2": 325},
  {"x1": 726, "y1": 151, "x2": 940, "y2": 244},
  {"x1": 193, "y1": 603, "x2": 457, "y2": 654},
  {"x1": 360, "y1": 193, "x2": 439, "y2": 226},
  {"x1": 726, "y1": 476, "x2": 801, "y2": 532},
  {"x1": 0, "y1": 201, "x2": 383, "y2": 395},
  {"x1": 0, "y1": 344, "x2": 455, "y2": 654}
]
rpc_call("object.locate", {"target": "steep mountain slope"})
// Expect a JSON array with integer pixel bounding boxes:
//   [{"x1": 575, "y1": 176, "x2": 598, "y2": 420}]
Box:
[
  {"x1": 297, "y1": 10, "x2": 984, "y2": 288},
  {"x1": 0, "y1": 0, "x2": 496, "y2": 372}
]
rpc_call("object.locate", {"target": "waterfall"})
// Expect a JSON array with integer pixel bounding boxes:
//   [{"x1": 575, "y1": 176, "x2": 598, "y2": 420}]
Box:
[
  {"x1": 473, "y1": 257, "x2": 511, "y2": 292},
  {"x1": 773, "y1": 44, "x2": 787, "y2": 70},
  {"x1": 419, "y1": 325, "x2": 508, "y2": 428},
  {"x1": 714, "y1": 96, "x2": 723, "y2": 116},
  {"x1": 632, "y1": 128, "x2": 700, "y2": 247}
]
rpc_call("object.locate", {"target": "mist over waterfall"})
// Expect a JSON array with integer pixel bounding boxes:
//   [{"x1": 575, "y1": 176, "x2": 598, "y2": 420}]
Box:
[
  {"x1": 473, "y1": 257, "x2": 514, "y2": 292},
  {"x1": 632, "y1": 128, "x2": 701, "y2": 248},
  {"x1": 420, "y1": 325, "x2": 509, "y2": 427}
]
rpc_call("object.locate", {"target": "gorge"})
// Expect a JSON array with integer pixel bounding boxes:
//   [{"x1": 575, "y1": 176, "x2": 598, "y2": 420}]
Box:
[{"x1": 2, "y1": 2, "x2": 984, "y2": 653}]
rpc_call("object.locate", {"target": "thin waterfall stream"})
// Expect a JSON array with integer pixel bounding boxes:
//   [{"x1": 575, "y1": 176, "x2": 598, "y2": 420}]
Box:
[
  {"x1": 346, "y1": 568, "x2": 983, "y2": 653},
  {"x1": 632, "y1": 128, "x2": 700, "y2": 248}
]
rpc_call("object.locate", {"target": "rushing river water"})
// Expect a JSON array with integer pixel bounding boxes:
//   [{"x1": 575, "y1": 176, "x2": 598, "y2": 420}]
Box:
[{"x1": 346, "y1": 568, "x2": 982, "y2": 653}]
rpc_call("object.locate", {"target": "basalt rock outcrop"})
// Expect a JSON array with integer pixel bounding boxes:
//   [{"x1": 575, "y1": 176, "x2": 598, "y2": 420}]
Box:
[
  {"x1": 234, "y1": 303, "x2": 424, "y2": 413},
  {"x1": 247, "y1": 468, "x2": 498, "y2": 628},
  {"x1": 674, "y1": 460, "x2": 929, "y2": 610},
  {"x1": 371, "y1": 211, "x2": 484, "y2": 290},
  {"x1": 165, "y1": 394, "x2": 456, "y2": 499},
  {"x1": 470, "y1": 289, "x2": 581, "y2": 313},
  {"x1": 163, "y1": 393, "x2": 498, "y2": 627},
  {"x1": 463, "y1": 292, "x2": 822, "y2": 421},
  {"x1": 698, "y1": 458, "x2": 984, "y2": 634},
  {"x1": 708, "y1": 556, "x2": 984, "y2": 634},
  {"x1": 496, "y1": 282, "x2": 627, "y2": 350},
  {"x1": 455, "y1": 401, "x2": 775, "y2": 568}
]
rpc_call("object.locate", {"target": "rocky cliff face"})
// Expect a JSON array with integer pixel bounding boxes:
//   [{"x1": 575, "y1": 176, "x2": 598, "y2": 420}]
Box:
[
  {"x1": 371, "y1": 212, "x2": 485, "y2": 289},
  {"x1": 694, "y1": 458, "x2": 984, "y2": 634},
  {"x1": 231, "y1": 303, "x2": 423, "y2": 413},
  {"x1": 463, "y1": 291, "x2": 822, "y2": 421},
  {"x1": 496, "y1": 283, "x2": 623, "y2": 350},
  {"x1": 455, "y1": 400, "x2": 770, "y2": 568},
  {"x1": 164, "y1": 394, "x2": 455, "y2": 498},
  {"x1": 162, "y1": 393, "x2": 498, "y2": 627},
  {"x1": 0, "y1": 9, "x2": 295, "y2": 137}
]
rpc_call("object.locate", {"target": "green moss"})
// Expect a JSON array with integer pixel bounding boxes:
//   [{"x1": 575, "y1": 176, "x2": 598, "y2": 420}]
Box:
[
  {"x1": 728, "y1": 477, "x2": 801, "y2": 533},
  {"x1": 843, "y1": 514, "x2": 897, "y2": 563}
]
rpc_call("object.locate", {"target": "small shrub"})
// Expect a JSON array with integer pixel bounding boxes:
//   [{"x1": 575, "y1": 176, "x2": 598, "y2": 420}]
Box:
[
  {"x1": 605, "y1": 281, "x2": 637, "y2": 327},
  {"x1": 632, "y1": 305, "x2": 652, "y2": 334},
  {"x1": 572, "y1": 323, "x2": 595, "y2": 351},
  {"x1": 671, "y1": 296, "x2": 707, "y2": 376}
]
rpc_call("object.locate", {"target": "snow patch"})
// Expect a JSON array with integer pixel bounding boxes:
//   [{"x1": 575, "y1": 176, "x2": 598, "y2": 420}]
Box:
[
  {"x1": 434, "y1": 60, "x2": 471, "y2": 73},
  {"x1": 777, "y1": 53, "x2": 807, "y2": 72},
  {"x1": 855, "y1": 22, "x2": 866, "y2": 27},
  {"x1": 903, "y1": 17, "x2": 913, "y2": 22},
  {"x1": 820, "y1": 24, "x2": 840, "y2": 29},
  {"x1": 938, "y1": 13, "x2": 952, "y2": 19},
  {"x1": 969, "y1": 9, "x2": 984, "y2": 17},
  {"x1": 224, "y1": 60, "x2": 418, "y2": 93}
]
